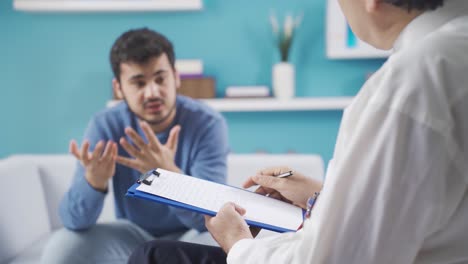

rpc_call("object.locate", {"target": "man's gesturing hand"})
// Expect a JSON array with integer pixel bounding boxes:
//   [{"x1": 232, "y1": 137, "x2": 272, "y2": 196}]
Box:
[
  {"x1": 116, "y1": 121, "x2": 181, "y2": 174},
  {"x1": 70, "y1": 140, "x2": 117, "y2": 192}
]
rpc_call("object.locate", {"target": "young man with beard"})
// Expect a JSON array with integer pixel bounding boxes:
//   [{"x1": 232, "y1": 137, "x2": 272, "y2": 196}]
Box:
[
  {"x1": 41, "y1": 28, "x2": 229, "y2": 264},
  {"x1": 129, "y1": 0, "x2": 468, "y2": 263}
]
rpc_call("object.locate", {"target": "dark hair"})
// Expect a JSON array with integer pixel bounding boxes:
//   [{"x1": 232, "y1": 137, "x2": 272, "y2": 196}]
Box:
[
  {"x1": 384, "y1": 0, "x2": 444, "y2": 11},
  {"x1": 110, "y1": 28, "x2": 175, "y2": 81}
]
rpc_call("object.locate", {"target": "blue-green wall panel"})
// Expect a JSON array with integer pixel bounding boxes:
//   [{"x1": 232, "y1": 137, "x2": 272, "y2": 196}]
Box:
[
  {"x1": 0, "y1": 0, "x2": 385, "y2": 161},
  {"x1": 225, "y1": 111, "x2": 343, "y2": 162}
]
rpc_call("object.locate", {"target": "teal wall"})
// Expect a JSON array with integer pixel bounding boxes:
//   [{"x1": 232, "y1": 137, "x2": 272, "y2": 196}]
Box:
[{"x1": 0, "y1": 0, "x2": 384, "y2": 162}]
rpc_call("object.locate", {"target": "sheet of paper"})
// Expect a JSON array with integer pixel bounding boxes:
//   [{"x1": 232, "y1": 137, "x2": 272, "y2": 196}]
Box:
[{"x1": 136, "y1": 169, "x2": 303, "y2": 231}]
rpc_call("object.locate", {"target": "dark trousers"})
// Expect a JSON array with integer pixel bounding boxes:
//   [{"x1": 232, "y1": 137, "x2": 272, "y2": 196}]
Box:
[{"x1": 128, "y1": 240, "x2": 227, "y2": 264}]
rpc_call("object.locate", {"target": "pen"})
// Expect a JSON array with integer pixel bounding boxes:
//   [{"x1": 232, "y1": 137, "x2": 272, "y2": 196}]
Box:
[
  {"x1": 276, "y1": 170, "x2": 293, "y2": 178},
  {"x1": 263, "y1": 171, "x2": 293, "y2": 197},
  {"x1": 256, "y1": 171, "x2": 293, "y2": 186}
]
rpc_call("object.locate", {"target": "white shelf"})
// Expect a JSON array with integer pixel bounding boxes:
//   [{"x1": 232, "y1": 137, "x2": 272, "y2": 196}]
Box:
[
  {"x1": 107, "y1": 97, "x2": 353, "y2": 112},
  {"x1": 14, "y1": 0, "x2": 203, "y2": 12},
  {"x1": 201, "y1": 97, "x2": 353, "y2": 112}
]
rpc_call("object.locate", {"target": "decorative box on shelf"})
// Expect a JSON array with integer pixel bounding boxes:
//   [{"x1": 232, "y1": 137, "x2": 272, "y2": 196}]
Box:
[{"x1": 179, "y1": 77, "x2": 216, "y2": 99}]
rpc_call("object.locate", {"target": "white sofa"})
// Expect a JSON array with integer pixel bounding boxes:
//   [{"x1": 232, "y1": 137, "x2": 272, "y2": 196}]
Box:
[{"x1": 0, "y1": 154, "x2": 324, "y2": 264}]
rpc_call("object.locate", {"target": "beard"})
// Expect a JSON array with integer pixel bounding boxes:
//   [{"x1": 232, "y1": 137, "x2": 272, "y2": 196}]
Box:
[{"x1": 125, "y1": 97, "x2": 177, "y2": 126}]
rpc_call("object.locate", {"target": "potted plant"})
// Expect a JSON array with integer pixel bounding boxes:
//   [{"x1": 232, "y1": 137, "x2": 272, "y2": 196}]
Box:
[{"x1": 270, "y1": 11, "x2": 303, "y2": 100}]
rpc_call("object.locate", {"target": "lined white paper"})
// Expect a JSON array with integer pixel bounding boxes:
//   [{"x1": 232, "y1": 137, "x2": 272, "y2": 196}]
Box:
[{"x1": 136, "y1": 169, "x2": 303, "y2": 231}]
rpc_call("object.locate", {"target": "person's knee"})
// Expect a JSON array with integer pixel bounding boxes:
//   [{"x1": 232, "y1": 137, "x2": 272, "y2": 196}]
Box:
[
  {"x1": 41, "y1": 228, "x2": 91, "y2": 264},
  {"x1": 42, "y1": 222, "x2": 152, "y2": 264}
]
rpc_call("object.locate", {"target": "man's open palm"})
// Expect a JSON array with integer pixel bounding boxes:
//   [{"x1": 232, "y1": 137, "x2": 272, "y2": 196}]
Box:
[
  {"x1": 116, "y1": 121, "x2": 181, "y2": 174},
  {"x1": 70, "y1": 140, "x2": 117, "y2": 191}
]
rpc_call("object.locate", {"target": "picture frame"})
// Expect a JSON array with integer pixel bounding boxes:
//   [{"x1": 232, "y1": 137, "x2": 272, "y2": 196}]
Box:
[{"x1": 326, "y1": 0, "x2": 390, "y2": 59}]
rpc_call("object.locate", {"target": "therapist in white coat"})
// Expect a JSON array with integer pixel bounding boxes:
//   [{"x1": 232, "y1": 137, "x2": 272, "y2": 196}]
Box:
[{"x1": 128, "y1": 0, "x2": 468, "y2": 263}]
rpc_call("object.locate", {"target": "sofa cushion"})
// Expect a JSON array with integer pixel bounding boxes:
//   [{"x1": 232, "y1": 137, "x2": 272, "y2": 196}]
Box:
[
  {"x1": 7, "y1": 234, "x2": 49, "y2": 264},
  {"x1": 29, "y1": 155, "x2": 77, "y2": 230},
  {"x1": 0, "y1": 157, "x2": 50, "y2": 264},
  {"x1": 15, "y1": 154, "x2": 116, "y2": 230}
]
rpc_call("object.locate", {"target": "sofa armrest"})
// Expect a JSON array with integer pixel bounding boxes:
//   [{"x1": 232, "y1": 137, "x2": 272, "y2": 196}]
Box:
[
  {"x1": 21, "y1": 154, "x2": 116, "y2": 230},
  {"x1": 0, "y1": 157, "x2": 51, "y2": 263}
]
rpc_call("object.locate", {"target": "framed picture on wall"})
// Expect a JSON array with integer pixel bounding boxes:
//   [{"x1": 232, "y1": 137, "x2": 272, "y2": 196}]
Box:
[{"x1": 326, "y1": 0, "x2": 390, "y2": 59}]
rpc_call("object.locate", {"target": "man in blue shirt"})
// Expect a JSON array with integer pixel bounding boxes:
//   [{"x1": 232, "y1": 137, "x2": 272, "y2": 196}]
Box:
[{"x1": 41, "y1": 28, "x2": 229, "y2": 264}]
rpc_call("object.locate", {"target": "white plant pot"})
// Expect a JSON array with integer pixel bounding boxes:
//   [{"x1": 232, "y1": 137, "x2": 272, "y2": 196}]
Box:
[{"x1": 272, "y1": 62, "x2": 295, "y2": 100}]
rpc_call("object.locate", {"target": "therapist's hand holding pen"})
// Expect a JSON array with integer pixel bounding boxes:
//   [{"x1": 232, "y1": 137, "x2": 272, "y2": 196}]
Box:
[{"x1": 242, "y1": 166, "x2": 323, "y2": 209}]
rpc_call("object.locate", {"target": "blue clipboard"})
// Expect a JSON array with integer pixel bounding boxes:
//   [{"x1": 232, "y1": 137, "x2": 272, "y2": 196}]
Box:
[{"x1": 126, "y1": 182, "x2": 303, "y2": 233}]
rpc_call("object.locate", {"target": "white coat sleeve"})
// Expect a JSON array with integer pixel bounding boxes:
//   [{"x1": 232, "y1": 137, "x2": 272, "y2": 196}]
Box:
[{"x1": 228, "y1": 104, "x2": 451, "y2": 264}]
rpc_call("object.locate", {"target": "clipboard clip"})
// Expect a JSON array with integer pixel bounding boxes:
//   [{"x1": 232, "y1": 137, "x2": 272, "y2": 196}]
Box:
[{"x1": 137, "y1": 169, "x2": 160, "y2": 185}]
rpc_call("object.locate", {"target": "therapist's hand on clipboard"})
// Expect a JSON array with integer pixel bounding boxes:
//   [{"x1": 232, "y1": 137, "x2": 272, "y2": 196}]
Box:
[
  {"x1": 205, "y1": 166, "x2": 323, "y2": 253},
  {"x1": 205, "y1": 202, "x2": 254, "y2": 253},
  {"x1": 243, "y1": 167, "x2": 323, "y2": 209}
]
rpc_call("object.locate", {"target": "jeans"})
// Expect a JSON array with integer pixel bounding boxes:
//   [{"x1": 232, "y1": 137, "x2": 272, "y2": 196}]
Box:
[{"x1": 40, "y1": 219, "x2": 217, "y2": 264}]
